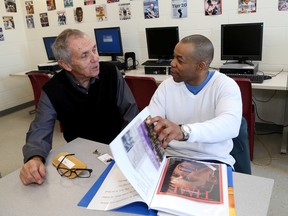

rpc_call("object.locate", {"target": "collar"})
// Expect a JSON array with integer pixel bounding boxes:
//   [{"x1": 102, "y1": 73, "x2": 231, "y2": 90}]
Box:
[{"x1": 65, "y1": 70, "x2": 99, "y2": 94}]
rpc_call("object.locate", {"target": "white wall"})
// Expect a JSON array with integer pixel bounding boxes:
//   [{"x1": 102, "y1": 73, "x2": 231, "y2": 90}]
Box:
[{"x1": 0, "y1": 0, "x2": 287, "y2": 124}]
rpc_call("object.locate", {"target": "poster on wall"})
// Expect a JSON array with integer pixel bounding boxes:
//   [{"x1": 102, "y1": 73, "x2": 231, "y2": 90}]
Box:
[
  {"x1": 74, "y1": 7, "x2": 84, "y2": 23},
  {"x1": 25, "y1": 1, "x2": 34, "y2": 14},
  {"x1": 47, "y1": 0, "x2": 56, "y2": 11},
  {"x1": 0, "y1": 27, "x2": 4, "y2": 41},
  {"x1": 26, "y1": 15, "x2": 35, "y2": 29},
  {"x1": 5, "y1": 0, "x2": 17, "y2": 12},
  {"x1": 57, "y1": 11, "x2": 67, "y2": 25},
  {"x1": 64, "y1": 0, "x2": 73, "y2": 8},
  {"x1": 144, "y1": 0, "x2": 159, "y2": 19},
  {"x1": 205, "y1": 0, "x2": 222, "y2": 16},
  {"x1": 278, "y1": 0, "x2": 288, "y2": 11},
  {"x1": 238, "y1": 0, "x2": 256, "y2": 13},
  {"x1": 3, "y1": 16, "x2": 15, "y2": 30},
  {"x1": 172, "y1": 0, "x2": 187, "y2": 18},
  {"x1": 96, "y1": 4, "x2": 108, "y2": 22},
  {"x1": 84, "y1": 0, "x2": 95, "y2": 5},
  {"x1": 119, "y1": 3, "x2": 131, "y2": 20},
  {"x1": 40, "y1": 13, "x2": 49, "y2": 27}
]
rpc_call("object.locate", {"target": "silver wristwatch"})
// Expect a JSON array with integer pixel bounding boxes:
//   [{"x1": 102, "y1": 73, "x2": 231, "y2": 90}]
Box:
[{"x1": 180, "y1": 124, "x2": 191, "y2": 141}]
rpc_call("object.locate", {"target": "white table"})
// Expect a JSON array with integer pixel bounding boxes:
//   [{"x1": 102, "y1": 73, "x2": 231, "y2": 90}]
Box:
[{"x1": 0, "y1": 138, "x2": 274, "y2": 216}]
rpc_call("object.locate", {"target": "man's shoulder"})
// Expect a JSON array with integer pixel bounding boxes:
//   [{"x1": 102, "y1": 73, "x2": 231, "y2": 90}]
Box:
[
  {"x1": 160, "y1": 77, "x2": 183, "y2": 88},
  {"x1": 211, "y1": 71, "x2": 239, "y2": 87}
]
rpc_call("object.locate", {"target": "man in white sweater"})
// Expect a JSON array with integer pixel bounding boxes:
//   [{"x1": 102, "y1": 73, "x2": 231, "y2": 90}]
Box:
[{"x1": 147, "y1": 34, "x2": 242, "y2": 167}]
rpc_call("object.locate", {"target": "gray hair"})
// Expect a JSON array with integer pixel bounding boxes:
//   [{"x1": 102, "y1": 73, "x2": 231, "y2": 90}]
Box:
[
  {"x1": 181, "y1": 34, "x2": 214, "y2": 68},
  {"x1": 52, "y1": 29, "x2": 87, "y2": 63}
]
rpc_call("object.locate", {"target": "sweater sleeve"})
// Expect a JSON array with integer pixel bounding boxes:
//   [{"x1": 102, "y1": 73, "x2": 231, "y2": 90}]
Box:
[{"x1": 22, "y1": 91, "x2": 57, "y2": 163}]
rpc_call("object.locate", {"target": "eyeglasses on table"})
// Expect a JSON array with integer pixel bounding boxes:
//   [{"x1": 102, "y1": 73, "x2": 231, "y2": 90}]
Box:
[{"x1": 56, "y1": 153, "x2": 93, "y2": 178}]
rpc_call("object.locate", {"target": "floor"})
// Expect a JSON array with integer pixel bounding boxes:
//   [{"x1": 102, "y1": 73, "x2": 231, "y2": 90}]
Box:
[{"x1": 0, "y1": 106, "x2": 287, "y2": 216}]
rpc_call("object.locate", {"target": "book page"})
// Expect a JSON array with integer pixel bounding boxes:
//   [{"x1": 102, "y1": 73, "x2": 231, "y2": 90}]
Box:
[
  {"x1": 109, "y1": 107, "x2": 166, "y2": 205},
  {"x1": 87, "y1": 163, "x2": 143, "y2": 210},
  {"x1": 150, "y1": 158, "x2": 229, "y2": 216}
]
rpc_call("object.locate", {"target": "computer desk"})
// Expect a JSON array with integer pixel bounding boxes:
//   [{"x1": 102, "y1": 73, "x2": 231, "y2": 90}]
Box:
[
  {"x1": 0, "y1": 137, "x2": 274, "y2": 216},
  {"x1": 125, "y1": 68, "x2": 288, "y2": 154}
]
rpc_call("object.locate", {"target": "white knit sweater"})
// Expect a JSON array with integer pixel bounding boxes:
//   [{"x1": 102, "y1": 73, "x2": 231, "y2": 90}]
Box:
[{"x1": 148, "y1": 71, "x2": 242, "y2": 167}]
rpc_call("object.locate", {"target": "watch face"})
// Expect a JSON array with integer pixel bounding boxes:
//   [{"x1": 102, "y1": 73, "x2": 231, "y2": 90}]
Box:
[
  {"x1": 181, "y1": 124, "x2": 191, "y2": 141},
  {"x1": 182, "y1": 125, "x2": 191, "y2": 133}
]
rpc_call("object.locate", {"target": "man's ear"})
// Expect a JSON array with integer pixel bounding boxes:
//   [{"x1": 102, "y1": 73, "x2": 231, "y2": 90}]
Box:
[
  {"x1": 197, "y1": 61, "x2": 207, "y2": 71},
  {"x1": 58, "y1": 60, "x2": 72, "y2": 72}
]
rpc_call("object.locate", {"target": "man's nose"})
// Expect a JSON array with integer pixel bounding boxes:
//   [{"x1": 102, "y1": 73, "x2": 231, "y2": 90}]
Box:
[
  {"x1": 91, "y1": 52, "x2": 99, "y2": 62},
  {"x1": 170, "y1": 59, "x2": 176, "y2": 67}
]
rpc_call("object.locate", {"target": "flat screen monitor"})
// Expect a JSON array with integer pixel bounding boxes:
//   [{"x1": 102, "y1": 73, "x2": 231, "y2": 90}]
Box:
[
  {"x1": 94, "y1": 27, "x2": 123, "y2": 61},
  {"x1": 43, "y1": 36, "x2": 57, "y2": 61},
  {"x1": 145, "y1": 26, "x2": 179, "y2": 61},
  {"x1": 221, "y1": 22, "x2": 264, "y2": 64}
]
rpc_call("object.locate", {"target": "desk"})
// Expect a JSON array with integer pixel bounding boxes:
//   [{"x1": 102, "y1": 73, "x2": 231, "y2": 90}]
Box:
[
  {"x1": 126, "y1": 68, "x2": 288, "y2": 154},
  {"x1": 0, "y1": 138, "x2": 274, "y2": 216},
  {"x1": 126, "y1": 68, "x2": 288, "y2": 90}
]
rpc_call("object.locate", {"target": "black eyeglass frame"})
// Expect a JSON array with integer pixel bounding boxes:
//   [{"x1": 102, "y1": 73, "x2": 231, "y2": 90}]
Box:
[{"x1": 56, "y1": 153, "x2": 93, "y2": 178}]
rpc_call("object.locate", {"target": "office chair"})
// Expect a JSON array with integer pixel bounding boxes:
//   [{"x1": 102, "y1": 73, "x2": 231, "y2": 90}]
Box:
[
  {"x1": 27, "y1": 72, "x2": 50, "y2": 113},
  {"x1": 27, "y1": 72, "x2": 63, "y2": 132},
  {"x1": 231, "y1": 117, "x2": 252, "y2": 174},
  {"x1": 233, "y1": 78, "x2": 255, "y2": 161},
  {"x1": 124, "y1": 76, "x2": 158, "y2": 111}
]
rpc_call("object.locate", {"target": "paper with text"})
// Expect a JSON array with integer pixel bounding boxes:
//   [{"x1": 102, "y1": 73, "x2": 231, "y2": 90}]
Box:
[{"x1": 87, "y1": 163, "x2": 142, "y2": 210}]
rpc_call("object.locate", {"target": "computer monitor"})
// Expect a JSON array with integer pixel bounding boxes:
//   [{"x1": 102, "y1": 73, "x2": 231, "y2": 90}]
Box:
[
  {"x1": 43, "y1": 36, "x2": 57, "y2": 62},
  {"x1": 145, "y1": 26, "x2": 179, "y2": 61},
  {"x1": 94, "y1": 27, "x2": 123, "y2": 61},
  {"x1": 221, "y1": 22, "x2": 264, "y2": 64}
]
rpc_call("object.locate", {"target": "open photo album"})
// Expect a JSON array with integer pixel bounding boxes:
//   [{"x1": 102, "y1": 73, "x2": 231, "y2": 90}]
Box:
[{"x1": 78, "y1": 107, "x2": 231, "y2": 216}]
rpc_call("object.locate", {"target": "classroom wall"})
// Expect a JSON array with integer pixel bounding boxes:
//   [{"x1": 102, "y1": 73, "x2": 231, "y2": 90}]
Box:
[{"x1": 0, "y1": 0, "x2": 287, "y2": 124}]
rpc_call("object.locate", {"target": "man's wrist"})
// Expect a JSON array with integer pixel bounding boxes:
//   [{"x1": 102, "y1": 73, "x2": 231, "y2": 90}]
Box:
[
  {"x1": 179, "y1": 124, "x2": 191, "y2": 141},
  {"x1": 29, "y1": 156, "x2": 45, "y2": 164}
]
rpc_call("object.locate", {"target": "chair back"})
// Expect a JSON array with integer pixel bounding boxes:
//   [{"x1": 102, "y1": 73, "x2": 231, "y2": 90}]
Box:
[
  {"x1": 27, "y1": 72, "x2": 50, "y2": 110},
  {"x1": 233, "y1": 77, "x2": 255, "y2": 160},
  {"x1": 124, "y1": 76, "x2": 158, "y2": 111}
]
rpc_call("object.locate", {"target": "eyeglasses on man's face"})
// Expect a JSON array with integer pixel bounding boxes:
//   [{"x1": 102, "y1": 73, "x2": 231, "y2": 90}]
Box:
[{"x1": 56, "y1": 153, "x2": 93, "y2": 178}]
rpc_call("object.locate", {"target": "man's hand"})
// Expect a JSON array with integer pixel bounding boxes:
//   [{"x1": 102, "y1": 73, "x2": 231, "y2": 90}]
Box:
[
  {"x1": 19, "y1": 156, "x2": 46, "y2": 185},
  {"x1": 146, "y1": 116, "x2": 184, "y2": 148}
]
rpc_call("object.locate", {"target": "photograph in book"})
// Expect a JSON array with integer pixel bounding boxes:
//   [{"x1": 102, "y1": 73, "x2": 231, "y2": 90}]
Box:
[
  {"x1": 157, "y1": 158, "x2": 223, "y2": 204},
  {"x1": 121, "y1": 115, "x2": 165, "y2": 170}
]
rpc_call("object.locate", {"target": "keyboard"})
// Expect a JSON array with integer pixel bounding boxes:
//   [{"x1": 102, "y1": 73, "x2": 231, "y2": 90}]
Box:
[
  {"x1": 142, "y1": 60, "x2": 171, "y2": 66},
  {"x1": 225, "y1": 73, "x2": 264, "y2": 83}
]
